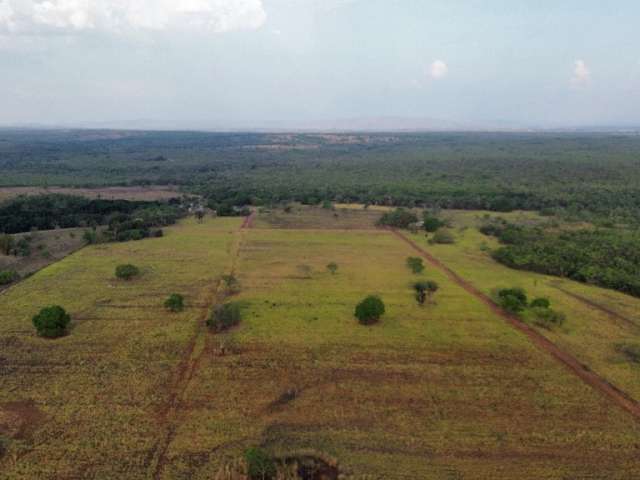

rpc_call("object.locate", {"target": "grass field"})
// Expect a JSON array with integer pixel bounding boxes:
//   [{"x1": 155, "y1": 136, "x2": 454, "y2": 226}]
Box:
[
  {"x1": 0, "y1": 218, "x2": 241, "y2": 479},
  {"x1": 2, "y1": 210, "x2": 640, "y2": 479},
  {"x1": 413, "y1": 210, "x2": 640, "y2": 402}
]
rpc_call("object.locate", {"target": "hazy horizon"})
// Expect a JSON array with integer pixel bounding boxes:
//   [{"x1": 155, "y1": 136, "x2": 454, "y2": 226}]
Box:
[{"x1": 1, "y1": 0, "x2": 639, "y2": 129}]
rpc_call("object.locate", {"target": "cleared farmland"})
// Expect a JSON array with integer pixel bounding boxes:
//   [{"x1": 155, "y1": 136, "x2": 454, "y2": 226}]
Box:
[
  {"x1": 0, "y1": 218, "x2": 241, "y2": 479},
  {"x1": 1, "y1": 210, "x2": 640, "y2": 479}
]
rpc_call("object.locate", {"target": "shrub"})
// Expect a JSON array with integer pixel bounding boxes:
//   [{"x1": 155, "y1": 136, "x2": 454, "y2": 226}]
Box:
[
  {"x1": 32, "y1": 305, "x2": 71, "y2": 338},
  {"x1": 115, "y1": 264, "x2": 140, "y2": 280},
  {"x1": 497, "y1": 288, "x2": 528, "y2": 313},
  {"x1": 221, "y1": 274, "x2": 240, "y2": 293},
  {"x1": 244, "y1": 447, "x2": 276, "y2": 480},
  {"x1": 0, "y1": 234, "x2": 14, "y2": 255},
  {"x1": 0, "y1": 270, "x2": 18, "y2": 286},
  {"x1": 423, "y1": 214, "x2": 446, "y2": 233},
  {"x1": 326, "y1": 262, "x2": 338, "y2": 275},
  {"x1": 355, "y1": 295, "x2": 385, "y2": 325},
  {"x1": 377, "y1": 208, "x2": 418, "y2": 229},
  {"x1": 528, "y1": 306, "x2": 566, "y2": 330},
  {"x1": 616, "y1": 343, "x2": 640, "y2": 363},
  {"x1": 164, "y1": 293, "x2": 185, "y2": 312},
  {"x1": 414, "y1": 280, "x2": 439, "y2": 305},
  {"x1": 83, "y1": 229, "x2": 98, "y2": 244},
  {"x1": 530, "y1": 297, "x2": 551, "y2": 309},
  {"x1": 406, "y1": 256, "x2": 425, "y2": 274},
  {"x1": 207, "y1": 302, "x2": 241, "y2": 333},
  {"x1": 430, "y1": 229, "x2": 455, "y2": 245}
]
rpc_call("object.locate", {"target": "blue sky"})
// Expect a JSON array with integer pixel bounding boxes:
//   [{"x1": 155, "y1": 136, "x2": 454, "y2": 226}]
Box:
[{"x1": 1, "y1": 0, "x2": 639, "y2": 129}]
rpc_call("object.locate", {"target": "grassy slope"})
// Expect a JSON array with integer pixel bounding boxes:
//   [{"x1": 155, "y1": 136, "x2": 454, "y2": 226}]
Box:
[
  {"x1": 416, "y1": 210, "x2": 640, "y2": 401},
  {"x1": 164, "y1": 226, "x2": 640, "y2": 479},
  {"x1": 0, "y1": 218, "x2": 241, "y2": 479}
]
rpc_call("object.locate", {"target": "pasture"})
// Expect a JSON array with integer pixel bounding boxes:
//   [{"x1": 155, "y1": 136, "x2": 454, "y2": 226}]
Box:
[{"x1": 1, "y1": 209, "x2": 640, "y2": 479}]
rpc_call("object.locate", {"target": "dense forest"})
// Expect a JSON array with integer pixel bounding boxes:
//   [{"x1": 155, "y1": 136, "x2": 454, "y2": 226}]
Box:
[
  {"x1": 482, "y1": 219, "x2": 640, "y2": 298},
  {"x1": 2, "y1": 129, "x2": 640, "y2": 224},
  {"x1": 0, "y1": 194, "x2": 182, "y2": 237}
]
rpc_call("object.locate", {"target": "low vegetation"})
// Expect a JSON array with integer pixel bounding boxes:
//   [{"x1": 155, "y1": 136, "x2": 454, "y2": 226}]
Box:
[
  {"x1": 0, "y1": 269, "x2": 18, "y2": 285},
  {"x1": 244, "y1": 447, "x2": 276, "y2": 480},
  {"x1": 164, "y1": 293, "x2": 185, "y2": 312},
  {"x1": 326, "y1": 262, "x2": 338, "y2": 275},
  {"x1": 115, "y1": 263, "x2": 140, "y2": 280},
  {"x1": 496, "y1": 287, "x2": 565, "y2": 329},
  {"x1": 207, "y1": 302, "x2": 242, "y2": 333},
  {"x1": 413, "y1": 280, "x2": 439, "y2": 305},
  {"x1": 406, "y1": 256, "x2": 425, "y2": 274},
  {"x1": 377, "y1": 208, "x2": 418, "y2": 229},
  {"x1": 32, "y1": 305, "x2": 71, "y2": 338},
  {"x1": 354, "y1": 295, "x2": 385, "y2": 325}
]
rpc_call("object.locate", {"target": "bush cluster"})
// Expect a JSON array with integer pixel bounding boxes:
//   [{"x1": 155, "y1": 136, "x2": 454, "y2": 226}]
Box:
[
  {"x1": 115, "y1": 264, "x2": 140, "y2": 280},
  {"x1": 0, "y1": 270, "x2": 18, "y2": 286},
  {"x1": 496, "y1": 288, "x2": 565, "y2": 330},
  {"x1": 207, "y1": 302, "x2": 241, "y2": 332},
  {"x1": 32, "y1": 305, "x2": 71, "y2": 338},
  {"x1": 164, "y1": 293, "x2": 185, "y2": 312}
]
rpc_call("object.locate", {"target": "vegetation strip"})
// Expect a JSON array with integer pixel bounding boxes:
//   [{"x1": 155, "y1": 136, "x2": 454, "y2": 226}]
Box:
[
  {"x1": 549, "y1": 283, "x2": 640, "y2": 332},
  {"x1": 390, "y1": 228, "x2": 640, "y2": 421},
  {"x1": 149, "y1": 216, "x2": 251, "y2": 480}
]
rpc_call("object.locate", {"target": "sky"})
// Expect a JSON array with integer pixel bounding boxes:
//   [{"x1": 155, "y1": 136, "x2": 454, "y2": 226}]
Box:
[{"x1": 1, "y1": 0, "x2": 639, "y2": 130}]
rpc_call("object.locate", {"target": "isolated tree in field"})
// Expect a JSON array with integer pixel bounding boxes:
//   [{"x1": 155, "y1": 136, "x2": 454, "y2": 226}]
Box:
[
  {"x1": 164, "y1": 293, "x2": 185, "y2": 312},
  {"x1": 32, "y1": 305, "x2": 71, "y2": 338},
  {"x1": 406, "y1": 256, "x2": 425, "y2": 274},
  {"x1": 326, "y1": 262, "x2": 339, "y2": 275},
  {"x1": 414, "y1": 280, "x2": 439, "y2": 305},
  {"x1": 195, "y1": 209, "x2": 205, "y2": 223},
  {"x1": 115, "y1": 264, "x2": 140, "y2": 280},
  {"x1": 207, "y1": 302, "x2": 241, "y2": 333},
  {"x1": 355, "y1": 295, "x2": 385, "y2": 325}
]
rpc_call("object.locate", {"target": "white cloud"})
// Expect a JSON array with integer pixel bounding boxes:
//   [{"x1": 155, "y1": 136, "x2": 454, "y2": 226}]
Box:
[
  {"x1": 0, "y1": 0, "x2": 267, "y2": 34},
  {"x1": 571, "y1": 59, "x2": 591, "y2": 87},
  {"x1": 428, "y1": 59, "x2": 448, "y2": 79}
]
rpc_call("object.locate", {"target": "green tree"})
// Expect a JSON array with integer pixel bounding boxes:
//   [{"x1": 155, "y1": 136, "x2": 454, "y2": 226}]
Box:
[
  {"x1": 423, "y1": 214, "x2": 445, "y2": 233},
  {"x1": 414, "y1": 280, "x2": 439, "y2": 305},
  {"x1": 355, "y1": 295, "x2": 386, "y2": 325},
  {"x1": 326, "y1": 262, "x2": 338, "y2": 275},
  {"x1": 32, "y1": 305, "x2": 71, "y2": 338},
  {"x1": 207, "y1": 302, "x2": 241, "y2": 333},
  {"x1": 115, "y1": 264, "x2": 140, "y2": 280},
  {"x1": 497, "y1": 288, "x2": 528, "y2": 313},
  {"x1": 406, "y1": 257, "x2": 425, "y2": 274},
  {"x1": 164, "y1": 293, "x2": 185, "y2": 312},
  {"x1": 530, "y1": 297, "x2": 551, "y2": 309}
]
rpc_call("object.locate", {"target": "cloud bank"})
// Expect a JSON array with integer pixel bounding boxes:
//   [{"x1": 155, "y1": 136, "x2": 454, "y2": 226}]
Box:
[{"x1": 0, "y1": 0, "x2": 267, "y2": 34}]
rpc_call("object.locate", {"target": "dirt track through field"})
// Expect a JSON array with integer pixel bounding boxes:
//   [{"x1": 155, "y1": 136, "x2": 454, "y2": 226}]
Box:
[
  {"x1": 390, "y1": 229, "x2": 640, "y2": 422},
  {"x1": 149, "y1": 216, "x2": 252, "y2": 480}
]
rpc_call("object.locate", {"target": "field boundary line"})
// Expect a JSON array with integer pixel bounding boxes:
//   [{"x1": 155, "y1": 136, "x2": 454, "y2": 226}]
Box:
[
  {"x1": 390, "y1": 228, "x2": 640, "y2": 422},
  {"x1": 549, "y1": 283, "x2": 640, "y2": 332},
  {"x1": 149, "y1": 215, "x2": 251, "y2": 480}
]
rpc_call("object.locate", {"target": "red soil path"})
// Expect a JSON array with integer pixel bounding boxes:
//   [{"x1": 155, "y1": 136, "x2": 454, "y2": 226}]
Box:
[{"x1": 390, "y1": 229, "x2": 640, "y2": 421}]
